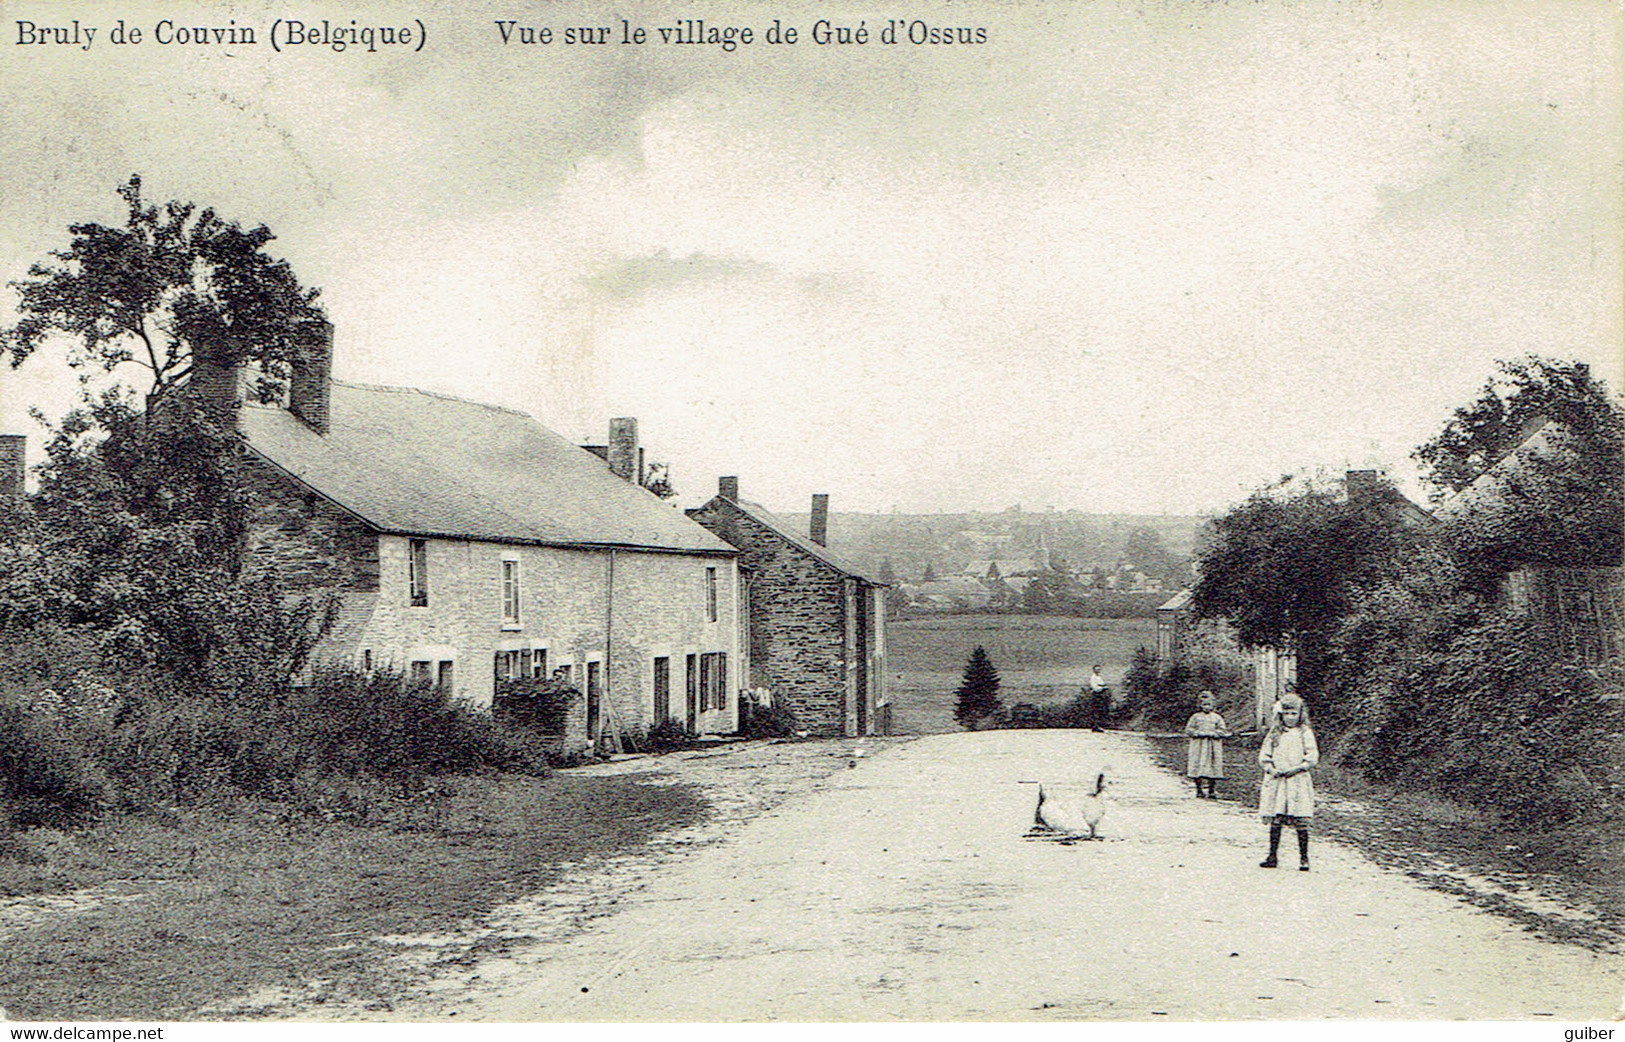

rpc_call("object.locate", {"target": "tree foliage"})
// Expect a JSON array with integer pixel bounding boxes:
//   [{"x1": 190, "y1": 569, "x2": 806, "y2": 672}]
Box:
[
  {"x1": 953, "y1": 645, "x2": 1003, "y2": 728},
  {"x1": 1188, "y1": 356, "x2": 1623, "y2": 825},
  {"x1": 2, "y1": 175, "x2": 326, "y2": 405},
  {"x1": 1414, "y1": 356, "x2": 1619, "y2": 496},
  {"x1": 1442, "y1": 433, "x2": 1623, "y2": 600},
  {"x1": 1121, "y1": 525, "x2": 1174, "y2": 578},
  {"x1": 641, "y1": 461, "x2": 677, "y2": 500},
  {"x1": 1191, "y1": 481, "x2": 1414, "y2": 650},
  {"x1": 1020, "y1": 569, "x2": 1072, "y2": 613},
  {"x1": 2, "y1": 392, "x2": 330, "y2": 684}
]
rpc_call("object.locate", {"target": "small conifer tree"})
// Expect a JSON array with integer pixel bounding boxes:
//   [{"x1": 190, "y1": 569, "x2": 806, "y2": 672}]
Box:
[{"x1": 954, "y1": 645, "x2": 1003, "y2": 728}]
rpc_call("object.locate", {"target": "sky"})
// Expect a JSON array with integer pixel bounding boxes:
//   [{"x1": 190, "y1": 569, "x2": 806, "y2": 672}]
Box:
[{"x1": 1, "y1": 0, "x2": 1620, "y2": 516}]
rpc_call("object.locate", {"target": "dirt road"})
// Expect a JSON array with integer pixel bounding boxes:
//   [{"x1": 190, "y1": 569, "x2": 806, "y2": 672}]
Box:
[{"x1": 382, "y1": 730, "x2": 1622, "y2": 1021}]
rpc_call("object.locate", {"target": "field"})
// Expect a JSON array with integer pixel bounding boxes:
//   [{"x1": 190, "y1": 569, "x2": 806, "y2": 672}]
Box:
[{"x1": 885, "y1": 614, "x2": 1156, "y2": 734}]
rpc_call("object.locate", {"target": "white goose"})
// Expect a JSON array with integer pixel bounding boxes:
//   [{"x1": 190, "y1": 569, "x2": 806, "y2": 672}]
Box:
[{"x1": 1033, "y1": 771, "x2": 1109, "y2": 840}]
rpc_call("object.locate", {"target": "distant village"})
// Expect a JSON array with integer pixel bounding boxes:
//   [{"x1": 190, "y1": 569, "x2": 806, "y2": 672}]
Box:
[{"x1": 761, "y1": 507, "x2": 1205, "y2": 615}]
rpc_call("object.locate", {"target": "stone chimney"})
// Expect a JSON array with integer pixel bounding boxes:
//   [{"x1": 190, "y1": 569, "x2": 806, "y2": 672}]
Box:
[
  {"x1": 1345, "y1": 469, "x2": 1381, "y2": 507},
  {"x1": 608, "y1": 418, "x2": 639, "y2": 482},
  {"x1": 289, "y1": 318, "x2": 334, "y2": 435},
  {"x1": 0, "y1": 435, "x2": 24, "y2": 500},
  {"x1": 719, "y1": 476, "x2": 739, "y2": 501},
  {"x1": 810, "y1": 493, "x2": 829, "y2": 547},
  {"x1": 188, "y1": 352, "x2": 244, "y2": 421}
]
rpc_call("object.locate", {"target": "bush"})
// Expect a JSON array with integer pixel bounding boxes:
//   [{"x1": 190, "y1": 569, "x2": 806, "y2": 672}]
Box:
[
  {"x1": 1029, "y1": 693, "x2": 1095, "y2": 729},
  {"x1": 1335, "y1": 612, "x2": 1625, "y2": 825},
  {"x1": 282, "y1": 667, "x2": 549, "y2": 783},
  {"x1": 0, "y1": 704, "x2": 111, "y2": 827},
  {"x1": 644, "y1": 718, "x2": 699, "y2": 752},
  {"x1": 494, "y1": 676, "x2": 577, "y2": 736},
  {"x1": 741, "y1": 700, "x2": 800, "y2": 739},
  {"x1": 1120, "y1": 626, "x2": 1253, "y2": 730},
  {"x1": 0, "y1": 660, "x2": 551, "y2": 822}
]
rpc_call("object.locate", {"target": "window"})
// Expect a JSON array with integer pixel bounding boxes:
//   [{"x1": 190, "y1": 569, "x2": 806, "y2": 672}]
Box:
[
  {"x1": 705, "y1": 566, "x2": 718, "y2": 622},
  {"x1": 437, "y1": 660, "x2": 455, "y2": 696},
  {"x1": 408, "y1": 539, "x2": 429, "y2": 607},
  {"x1": 410, "y1": 660, "x2": 432, "y2": 686},
  {"x1": 699, "y1": 652, "x2": 727, "y2": 711},
  {"x1": 501, "y1": 558, "x2": 521, "y2": 626},
  {"x1": 494, "y1": 650, "x2": 528, "y2": 681},
  {"x1": 532, "y1": 647, "x2": 548, "y2": 678},
  {"x1": 361, "y1": 649, "x2": 373, "y2": 672}
]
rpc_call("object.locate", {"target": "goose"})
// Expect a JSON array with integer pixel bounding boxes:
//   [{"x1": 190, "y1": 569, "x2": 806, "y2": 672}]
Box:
[{"x1": 1033, "y1": 771, "x2": 1109, "y2": 840}]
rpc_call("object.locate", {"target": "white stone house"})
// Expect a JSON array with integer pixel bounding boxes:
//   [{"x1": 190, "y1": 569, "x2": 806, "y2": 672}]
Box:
[{"x1": 211, "y1": 330, "x2": 743, "y2": 746}]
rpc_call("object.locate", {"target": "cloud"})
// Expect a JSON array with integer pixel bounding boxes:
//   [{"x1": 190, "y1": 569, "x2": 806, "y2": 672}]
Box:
[
  {"x1": 1, "y1": 0, "x2": 1618, "y2": 513},
  {"x1": 582, "y1": 251, "x2": 774, "y2": 301}
]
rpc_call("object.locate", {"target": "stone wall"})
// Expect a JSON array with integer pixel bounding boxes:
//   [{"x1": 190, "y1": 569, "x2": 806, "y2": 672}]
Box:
[
  {"x1": 360, "y1": 535, "x2": 739, "y2": 735},
  {"x1": 240, "y1": 453, "x2": 379, "y2": 592}
]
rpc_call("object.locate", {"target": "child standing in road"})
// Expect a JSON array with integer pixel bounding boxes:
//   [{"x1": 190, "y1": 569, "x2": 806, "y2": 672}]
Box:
[
  {"x1": 1183, "y1": 690, "x2": 1231, "y2": 798},
  {"x1": 1258, "y1": 693, "x2": 1318, "y2": 871}
]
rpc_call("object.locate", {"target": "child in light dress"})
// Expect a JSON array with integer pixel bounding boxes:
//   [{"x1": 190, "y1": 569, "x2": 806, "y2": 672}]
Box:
[
  {"x1": 1257, "y1": 693, "x2": 1318, "y2": 871},
  {"x1": 1183, "y1": 690, "x2": 1231, "y2": 799}
]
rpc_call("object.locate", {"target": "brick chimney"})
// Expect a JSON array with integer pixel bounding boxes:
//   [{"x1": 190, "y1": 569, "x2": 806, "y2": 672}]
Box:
[
  {"x1": 810, "y1": 493, "x2": 829, "y2": 547},
  {"x1": 0, "y1": 435, "x2": 24, "y2": 500},
  {"x1": 608, "y1": 418, "x2": 639, "y2": 482},
  {"x1": 719, "y1": 476, "x2": 739, "y2": 501},
  {"x1": 289, "y1": 318, "x2": 333, "y2": 435}
]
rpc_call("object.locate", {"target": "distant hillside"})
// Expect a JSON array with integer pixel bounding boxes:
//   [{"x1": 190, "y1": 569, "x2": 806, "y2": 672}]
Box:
[{"x1": 772, "y1": 509, "x2": 1210, "y2": 584}]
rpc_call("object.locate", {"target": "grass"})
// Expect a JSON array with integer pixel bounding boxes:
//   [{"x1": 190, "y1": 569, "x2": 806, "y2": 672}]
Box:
[
  {"x1": 1142, "y1": 734, "x2": 1625, "y2": 951},
  {"x1": 888, "y1": 614, "x2": 1156, "y2": 734},
  {"x1": 0, "y1": 773, "x2": 705, "y2": 1020}
]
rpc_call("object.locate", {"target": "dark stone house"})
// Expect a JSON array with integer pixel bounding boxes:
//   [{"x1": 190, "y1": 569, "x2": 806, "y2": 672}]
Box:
[{"x1": 689, "y1": 478, "x2": 888, "y2": 737}]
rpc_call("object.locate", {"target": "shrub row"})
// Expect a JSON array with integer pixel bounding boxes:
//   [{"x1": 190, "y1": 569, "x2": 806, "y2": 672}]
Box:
[
  {"x1": 0, "y1": 651, "x2": 550, "y2": 828},
  {"x1": 1328, "y1": 611, "x2": 1625, "y2": 825}
]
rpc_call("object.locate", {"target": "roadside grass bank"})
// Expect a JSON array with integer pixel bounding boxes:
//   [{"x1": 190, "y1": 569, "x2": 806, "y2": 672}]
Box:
[
  {"x1": 1142, "y1": 733, "x2": 1625, "y2": 952},
  {"x1": 0, "y1": 772, "x2": 705, "y2": 1020}
]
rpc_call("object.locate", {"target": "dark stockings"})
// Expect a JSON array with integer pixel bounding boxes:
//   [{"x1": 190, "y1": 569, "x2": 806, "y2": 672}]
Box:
[
  {"x1": 1262, "y1": 822, "x2": 1311, "y2": 870},
  {"x1": 1261, "y1": 823, "x2": 1282, "y2": 867}
]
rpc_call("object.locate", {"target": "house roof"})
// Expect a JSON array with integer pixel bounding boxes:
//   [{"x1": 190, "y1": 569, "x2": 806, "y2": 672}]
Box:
[
  {"x1": 1158, "y1": 589, "x2": 1193, "y2": 612},
  {"x1": 240, "y1": 383, "x2": 734, "y2": 555},
  {"x1": 701, "y1": 496, "x2": 889, "y2": 584},
  {"x1": 908, "y1": 579, "x2": 992, "y2": 601},
  {"x1": 963, "y1": 556, "x2": 1046, "y2": 577}
]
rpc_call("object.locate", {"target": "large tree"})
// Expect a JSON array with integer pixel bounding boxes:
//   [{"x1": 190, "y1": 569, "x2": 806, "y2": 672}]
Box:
[
  {"x1": 9, "y1": 390, "x2": 323, "y2": 678},
  {"x1": 1191, "y1": 479, "x2": 1414, "y2": 652},
  {"x1": 1121, "y1": 525, "x2": 1174, "y2": 579},
  {"x1": 3, "y1": 175, "x2": 326, "y2": 406}
]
